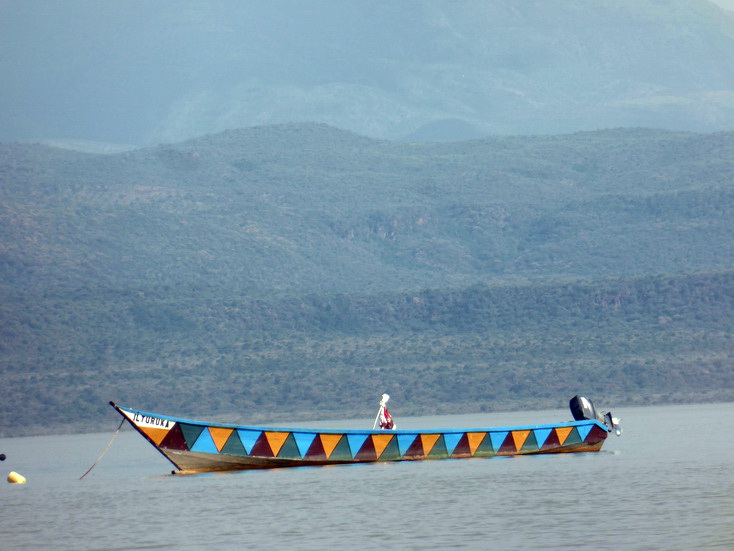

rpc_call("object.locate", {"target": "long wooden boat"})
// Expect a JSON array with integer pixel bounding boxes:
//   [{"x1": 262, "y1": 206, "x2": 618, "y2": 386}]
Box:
[{"x1": 110, "y1": 396, "x2": 620, "y2": 474}]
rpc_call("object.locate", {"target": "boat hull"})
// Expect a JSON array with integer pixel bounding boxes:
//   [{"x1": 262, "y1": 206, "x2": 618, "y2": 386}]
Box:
[{"x1": 110, "y1": 402, "x2": 609, "y2": 474}]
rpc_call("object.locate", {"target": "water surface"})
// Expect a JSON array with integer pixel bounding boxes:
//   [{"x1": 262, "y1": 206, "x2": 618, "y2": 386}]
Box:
[{"x1": 2, "y1": 403, "x2": 732, "y2": 550}]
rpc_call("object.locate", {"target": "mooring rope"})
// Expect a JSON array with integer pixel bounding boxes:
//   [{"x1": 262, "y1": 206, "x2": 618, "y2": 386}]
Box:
[{"x1": 79, "y1": 417, "x2": 126, "y2": 480}]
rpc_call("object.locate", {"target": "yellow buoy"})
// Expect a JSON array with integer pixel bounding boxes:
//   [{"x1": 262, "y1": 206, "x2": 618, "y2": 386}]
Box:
[{"x1": 7, "y1": 471, "x2": 26, "y2": 484}]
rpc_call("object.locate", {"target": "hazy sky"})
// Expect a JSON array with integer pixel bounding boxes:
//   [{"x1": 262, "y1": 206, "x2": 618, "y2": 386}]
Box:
[{"x1": 1, "y1": 0, "x2": 733, "y2": 146}]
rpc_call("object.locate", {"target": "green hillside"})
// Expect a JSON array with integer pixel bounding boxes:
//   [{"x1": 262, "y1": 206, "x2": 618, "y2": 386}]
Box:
[
  {"x1": 2, "y1": 270, "x2": 733, "y2": 436},
  {"x1": 2, "y1": 125, "x2": 733, "y2": 293},
  {"x1": 1, "y1": 124, "x2": 733, "y2": 435}
]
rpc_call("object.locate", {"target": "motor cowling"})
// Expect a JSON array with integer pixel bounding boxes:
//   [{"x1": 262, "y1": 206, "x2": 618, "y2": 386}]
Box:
[
  {"x1": 569, "y1": 395, "x2": 622, "y2": 435},
  {"x1": 569, "y1": 395, "x2": 602, "y2": 423}
]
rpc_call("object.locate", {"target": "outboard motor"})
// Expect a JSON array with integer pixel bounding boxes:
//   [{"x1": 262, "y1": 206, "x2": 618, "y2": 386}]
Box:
[
  {"x1": 570, "y1": 395, "x2": 602, "y2": 423},
  {"x1": 569, "y1": 395, "x2": 622, "y2": 436},
  {"x1": 603, "y1": 411, "x2": 623, "y2": 436}
]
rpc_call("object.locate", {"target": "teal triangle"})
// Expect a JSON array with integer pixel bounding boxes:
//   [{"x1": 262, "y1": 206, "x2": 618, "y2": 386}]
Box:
[
  {"x1": 564, "y1": 427, "x2": 582, "y2": 446},
  {"x1": 220, "y1": 432, "x2": 247, "y2": 456},
  {"x1": 379, "y1": 436, "x2": 401, "y2": 460},
  {"x1": 397, "y1": 434, "x2": 418, "y2": 456},
  {"x1": 474, "y1": 433, "x2": 494, "y2": 456},
  {"x1": 427, "y1": 435, "x2": 448, "y2": 458},
  {"x1": 444, "y1": 433, "x2": 463, "y2": 455},
  {"x1": 328, "y1": 436, "x2": 353, "y2": 461},
  {"x1": 293, "y1": 433, "x2": 317, "y2": 457},
  {"x1": 191, "y1": 428, "x2": 218, "y2": 453},
  {"x1": 347, "y1": 434, "x2": 369, "y2": 455},
  {"x1": 521, "y1": 430, "x2": 539, "y2": 452},
  {"x1": 577, "y1": 424, "x2": 593, "y2": 442},
  {"x1": 276, "y1": 433, "x2": 302, "y2": 460},
  {"x1": 490, "y1": 431, "x2": 509, "y2": 450},
  {"x1": 533, "y1": 428, "x2": 553, "y2": 448},
  {"x1": 179, "y1": 423, "x2": 205, "y2": 449},
  {"x1": 236, "y1": 429, "x2": 262, "y2": 454}
]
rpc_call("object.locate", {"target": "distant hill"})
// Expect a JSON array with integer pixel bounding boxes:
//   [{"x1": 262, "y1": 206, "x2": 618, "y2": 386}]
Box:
[
  {"x1": 1, "y1": 124, "x2": 733, "y2": 435},
  {"x1": 2, "y1": 0, "x2": 734, "y2": 145},
  {"x1": 2, "y1": 124, "x2": 733, "y2": 295}
]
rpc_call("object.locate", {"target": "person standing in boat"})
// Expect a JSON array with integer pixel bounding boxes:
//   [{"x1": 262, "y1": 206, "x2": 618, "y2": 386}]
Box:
[{"x1": 374, "y1": 393, "x2": 396, "y2": 430}]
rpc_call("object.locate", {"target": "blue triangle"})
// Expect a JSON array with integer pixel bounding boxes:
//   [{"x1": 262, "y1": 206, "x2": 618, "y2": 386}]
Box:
[
  {"x1": 397, "y1": 434, "x2": 418, "y2": 456},
  {"x1": 490, "y1": 431, "x2": 509, "y2": 450},
  {"x1": 347, "y1": 434, "x2": 369, "y2": 455},
  {"x1": 533, "y1": 428, "x2": 552, "y2": 448},
  {"x1": 577, "y1": 424, "x2": 593, "y2": 442},
  {"x1": 444, "y1": 433, "x2": 463, "y2": 455},
  {"x1": 293, "y1": 433, "x2": 317, "y2": 457},
  {"x1": 236, "y1": 429, "x2": 262, "y2": 454},
  {"x1": 191, "y1": 428, "x2": 218, "y2": 453}
]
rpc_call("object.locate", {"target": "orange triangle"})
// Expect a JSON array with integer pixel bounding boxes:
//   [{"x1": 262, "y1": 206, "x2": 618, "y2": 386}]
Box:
[
  {"x1": 319, "y1": 434, "x2": 343, "y2": 459},
  {"x1": 511, "y1": 430, "x2": 530, "y2": 451},
  {"x1": 140, "y1": 426, "x2": 170, "y2": 446},
  {"x1": 555, "y1": 427, "x2": 573, "y2": 445},
  {"x1": 209, "y1": 427, "x2": 234, "y2": 452},
  {"x1": 264, "y1": 432, "x2": 290, "y2": 456},
  {"x1": 466, "y1": 432, "x2": 486, "y2": 456},
  {"x1": 371, "y1": 434, "x2": 394, "y2": 459},
  {"x1": 420, "y1": 434, "x2": 441, "y2": 456}
]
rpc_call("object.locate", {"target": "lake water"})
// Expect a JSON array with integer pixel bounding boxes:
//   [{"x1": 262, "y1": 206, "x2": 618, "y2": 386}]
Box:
[{"x1": 1, "y1": 402, "x2": 733, "y2": 550}]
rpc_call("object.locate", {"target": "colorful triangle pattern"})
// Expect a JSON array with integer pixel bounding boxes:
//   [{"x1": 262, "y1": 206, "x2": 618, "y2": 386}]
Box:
[{"x1": 134, "y1": 414, "x2": 608, "y2": 466}]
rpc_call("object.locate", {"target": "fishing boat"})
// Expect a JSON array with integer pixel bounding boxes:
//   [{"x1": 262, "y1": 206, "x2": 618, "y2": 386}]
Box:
[{"x1": 110, "y1": 395, "x2": 621, "y2": 474}]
